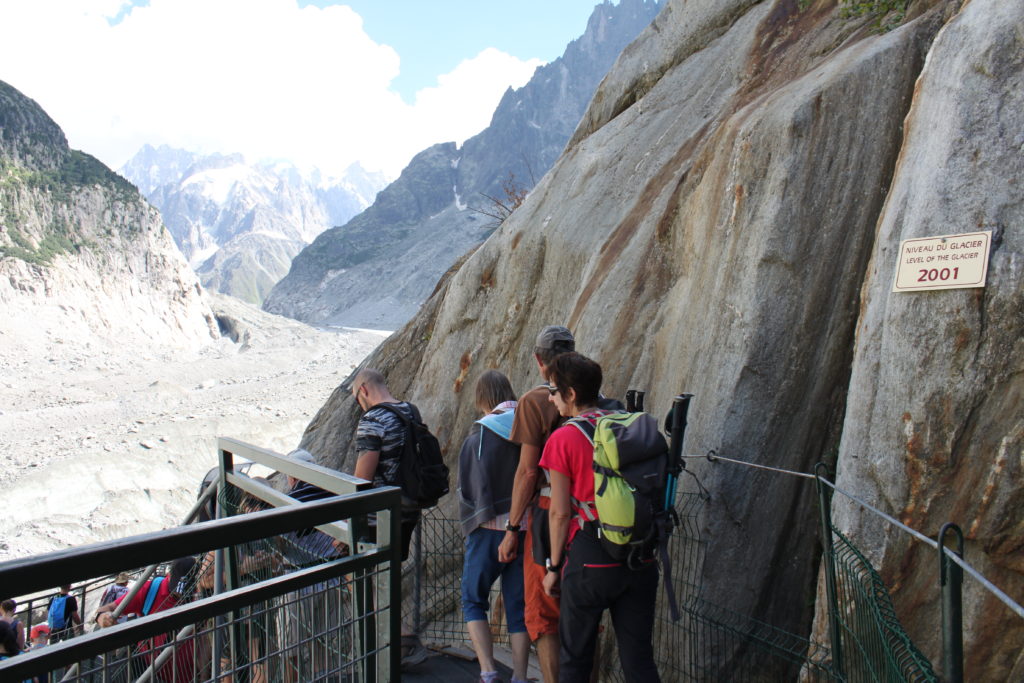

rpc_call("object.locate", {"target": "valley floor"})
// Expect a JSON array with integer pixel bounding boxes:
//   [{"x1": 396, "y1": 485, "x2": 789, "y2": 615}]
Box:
[{"x1": 0, "y1": 294, "x2": 386, "y2": 561}]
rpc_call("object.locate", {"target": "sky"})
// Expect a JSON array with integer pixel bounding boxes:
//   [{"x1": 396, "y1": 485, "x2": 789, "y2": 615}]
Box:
[{"x1": 0, "y1": 0, "x2": 611, "y2": 179}]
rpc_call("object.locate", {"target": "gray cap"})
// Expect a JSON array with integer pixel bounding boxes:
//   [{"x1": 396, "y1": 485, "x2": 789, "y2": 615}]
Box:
[
  {"x1": 286, "y1": 448, "x2": 316, "y2": 465},
  {"x1": 535, "y1": 325, "x2": 575, "y2": 350}
]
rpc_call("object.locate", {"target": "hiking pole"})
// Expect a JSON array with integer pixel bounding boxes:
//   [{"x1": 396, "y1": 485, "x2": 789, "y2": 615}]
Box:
[
  {"x1": 626, "y1": 390, "x2": 638, "y2": 413},
  {"x1": 664, "y1": 394, "x2": 692, "y2": 510},
  {"x1": 660, "y1": 393, "x2": 692, "y2": 623}
]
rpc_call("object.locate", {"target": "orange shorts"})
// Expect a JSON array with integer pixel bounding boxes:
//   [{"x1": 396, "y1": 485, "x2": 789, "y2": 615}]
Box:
[{"x1": 523, "y1": 496, "x2": 559, "y2": 640}]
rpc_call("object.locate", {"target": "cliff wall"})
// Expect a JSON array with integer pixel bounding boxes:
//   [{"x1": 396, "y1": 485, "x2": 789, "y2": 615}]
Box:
[{"x1": 296, "y1": 1, "x2": 1021, "y2": 678}]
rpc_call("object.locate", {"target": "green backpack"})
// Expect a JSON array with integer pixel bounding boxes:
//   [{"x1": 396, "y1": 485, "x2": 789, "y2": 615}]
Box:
[{"x1": 570, "y1": 411, "x2": 671, "y2": 566}]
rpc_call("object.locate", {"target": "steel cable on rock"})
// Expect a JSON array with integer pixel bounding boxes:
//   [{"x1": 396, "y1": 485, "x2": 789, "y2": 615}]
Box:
[
  {"x1": 818, "y1": 477, "x2": 1024, "y2": 622},
  {"x1": 684, "y1": 449, "x2": 1024, "y2": 622}
]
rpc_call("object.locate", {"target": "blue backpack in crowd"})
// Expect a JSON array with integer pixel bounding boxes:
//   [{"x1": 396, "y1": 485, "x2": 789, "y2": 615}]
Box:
[
  {"x1": 47, "y1": 594, "x2": 68, "y2": 631},
  {"x1": 141, "y1": 577, "x2": 164, "y2": 616}
]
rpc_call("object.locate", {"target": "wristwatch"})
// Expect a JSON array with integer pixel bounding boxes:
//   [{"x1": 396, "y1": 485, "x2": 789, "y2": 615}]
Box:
[
  {"x1": 505, "y1": 520, "x2": 521, "y2": 532},
  {"x1": 545, "y1": 557, "x2": 562, "y2": 573}
]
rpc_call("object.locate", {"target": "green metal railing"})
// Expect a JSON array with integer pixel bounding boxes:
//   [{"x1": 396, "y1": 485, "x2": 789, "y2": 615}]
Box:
[
  {"x1": 827, "y1": 527, "x2": 936, "y2": 681},
  {"x1": 0, "y1": 491, "x2": 402, "y2": 683},
  {"x1": 811, "y1": 462, "x2": 934, "y2": 682},
  {"x1": 0, "y1": 439, "x2": 402, "y2": 683}
]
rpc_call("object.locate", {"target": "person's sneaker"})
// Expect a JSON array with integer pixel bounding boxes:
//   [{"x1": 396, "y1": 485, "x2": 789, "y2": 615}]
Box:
[{"x1": 400, "y1": 635, "x2": 429, "y2": 670}]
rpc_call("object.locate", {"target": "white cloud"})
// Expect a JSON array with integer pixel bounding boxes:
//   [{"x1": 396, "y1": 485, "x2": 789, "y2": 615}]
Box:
[
  {"x1": 410, "y1": 48, "x2": 543, "y2": 152},
  {"x1": 0, "y1": 0, "x2": 544, "y2": 179}
]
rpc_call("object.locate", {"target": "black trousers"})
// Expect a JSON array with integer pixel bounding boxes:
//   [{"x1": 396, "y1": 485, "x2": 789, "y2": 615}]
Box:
[{"x1": 558, "y1": 530, "x2": 661, "y2": 683}]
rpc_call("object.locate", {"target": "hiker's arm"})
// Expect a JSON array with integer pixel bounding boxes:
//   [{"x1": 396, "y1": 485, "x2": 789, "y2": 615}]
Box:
[
  {"x1": 498, "y1": 442, "x2": 541, "y2": 562},
  {"x1": 543, "y1": 469, "x2": 572, "y2": 597},
  {"x1": 95, "y1": 601, "x2": 116, "y2": 615},
  {"x1": 354, "y1": 450, "x2": 380, "y2": 481},
  {"x1": 197, "y1": 550, "x2": 217, "y2": 590}
]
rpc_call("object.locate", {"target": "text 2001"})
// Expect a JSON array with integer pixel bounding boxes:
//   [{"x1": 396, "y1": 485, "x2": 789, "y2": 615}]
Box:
[{"x1": 917, "y1": 267, "x2": 959, "y2": 282}]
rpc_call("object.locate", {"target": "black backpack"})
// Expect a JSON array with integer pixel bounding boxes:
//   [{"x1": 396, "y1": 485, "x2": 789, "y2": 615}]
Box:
[{"x1": 373, "y1": 403, "x2": 450, "y2": 508}]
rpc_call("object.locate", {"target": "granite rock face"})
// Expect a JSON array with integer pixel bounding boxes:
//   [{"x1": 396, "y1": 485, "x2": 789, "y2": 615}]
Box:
[
  {"x1": 821, "y1": 0, "x2": 1024, "y2": 679},
  {"x1": 297, "y1": 0, "x2": 1019, "y2": 678},
  {"x1": 0, "y1": 81, "x2": 218, "y2": 351},
  {"x1": 264, "y1": 0, "x2": 665, "y2": 330}
]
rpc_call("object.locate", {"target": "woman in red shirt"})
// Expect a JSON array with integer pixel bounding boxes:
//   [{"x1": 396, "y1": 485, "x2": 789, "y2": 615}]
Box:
[{"x1": 539, "y1": 353, "x2": 660, "y2": 683}]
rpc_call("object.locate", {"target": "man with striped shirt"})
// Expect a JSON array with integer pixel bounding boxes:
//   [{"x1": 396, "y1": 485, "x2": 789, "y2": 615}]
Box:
[{"x1": 350, "y1": 368, "x2": 427, "y2": 669}]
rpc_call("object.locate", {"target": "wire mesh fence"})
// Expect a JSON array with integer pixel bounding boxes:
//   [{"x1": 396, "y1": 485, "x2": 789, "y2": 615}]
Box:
[
  {"x1": 0, "y1": 490, "x2": 400, "y2": 683},
  {"x1": 827, "y1": 527, "x2": 937, "y2": 682},
  {"x1": 413, "y1": 490, "x2": 837, "y2": 681},
  {"x1": 17, "y1": 566, "x2": 385, "y2": 683}
]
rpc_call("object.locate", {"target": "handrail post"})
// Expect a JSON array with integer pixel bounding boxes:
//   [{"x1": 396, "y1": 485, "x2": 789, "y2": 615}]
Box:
[
  {"x1": 214, "y1": 447, "x2": 229, "y2": 681},
  {"x1": 814, "y1": 462, "x2": 844, "y2": 679},
  {"x1": 413, "y1": 520, "x2": 423, "y2": 635},
  {"x1": 389, "y1": 502, "x2": 402, "y2": 680},
  {"x1": 939, "y1": 523, "x2": 964, "y2": 683},
  {"x1": 218, "y1": 445, "x2": 249, "y2": 682}
]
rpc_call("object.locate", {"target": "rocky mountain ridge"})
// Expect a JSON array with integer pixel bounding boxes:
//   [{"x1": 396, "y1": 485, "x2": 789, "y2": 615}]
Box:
[
  {"x1": 120, "y1": 145, "x2": 386, "y2": 305},
  {"x1": 295, "y1": 0, "x2": 1023, "y2": 679},
  {"x1": 0, "y1": 80, "x2": 218, "y2": 351},
  {"x1": 264, "y1": 0, "x2": 664, "y2": 329}
]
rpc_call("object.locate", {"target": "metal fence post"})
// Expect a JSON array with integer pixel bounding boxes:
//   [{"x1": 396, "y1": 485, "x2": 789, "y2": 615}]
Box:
[
  {"x1": 389, "y1": 502, "x2": 403, "y2": 680},
  {"x1": 814, "y1": 463, "x2": 844, "y2": 679},
  {"x1": 939, "y1": 523, "x2": 964, "y2": 683},
  {"x1": 216, "y1": 449, "x2": 227, "y2": 680},
  {"x1": 413, "y1": 520, "x2": 423, "y2": 635}
]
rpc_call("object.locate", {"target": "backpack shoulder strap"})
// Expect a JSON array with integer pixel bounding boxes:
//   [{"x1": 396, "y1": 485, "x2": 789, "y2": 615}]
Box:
[
  {"x1": 371, "y1": 402, "x2": 425, "y2": 430},
  {"x1": 142, "y1": 577, "x2": 163, "y2": 616},
  {"x1": 567, "y1": 416, "x2": 596, "y2": 443},
  {"x1": 370, "y1": 402, "x2": 411, "y2": 423}
]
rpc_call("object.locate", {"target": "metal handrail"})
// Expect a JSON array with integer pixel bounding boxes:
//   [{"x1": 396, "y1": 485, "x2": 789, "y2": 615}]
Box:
[
  {"x1": 0, "y1": 550, "x2": 390, "y2": 680},
  {"x1": 0, "y1": 488, "x2": 397, "y2": 603},
  {"x1": 0, "y1": 488, "x2": 401, "y2": 681}
]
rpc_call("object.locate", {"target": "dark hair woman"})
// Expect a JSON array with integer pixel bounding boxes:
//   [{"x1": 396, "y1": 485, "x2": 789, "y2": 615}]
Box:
[
  {"x1": 0, "y1": 599, "x2": 25, "y2": 653},
  {"x1": 458, "y1": 370, "x2": 529, "y2": 683},
  {"x1": 539, "y1": 352, "x2": 661, "y2": 682},
  {"x1": 0, "y1": 618, "x2": 21, "y2": 658}
]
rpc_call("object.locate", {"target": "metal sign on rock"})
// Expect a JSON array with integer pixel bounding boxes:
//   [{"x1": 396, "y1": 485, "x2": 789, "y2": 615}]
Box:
[{"x1": 892, "y1": 230, "x2": 991, "y2": 292}]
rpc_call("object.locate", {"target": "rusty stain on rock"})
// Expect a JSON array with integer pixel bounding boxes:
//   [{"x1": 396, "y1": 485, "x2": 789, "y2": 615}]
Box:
[
  {"x1": 454, "y1": 351, "x2": 472, "y2": 394},
  {"x1": 480, "y1": 262, "x2": 496, "y2": 289}
]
